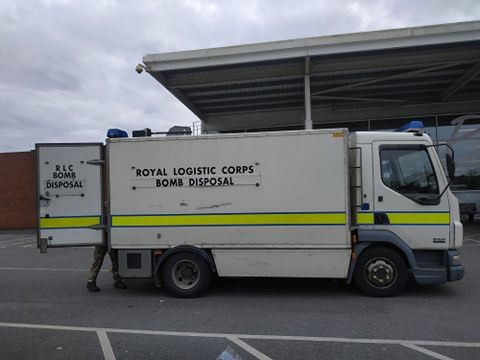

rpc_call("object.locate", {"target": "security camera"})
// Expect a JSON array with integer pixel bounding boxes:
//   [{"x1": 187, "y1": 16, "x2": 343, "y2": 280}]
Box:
[{"x1": 135, "y1": 64, "x2": 146, "y2": 74}]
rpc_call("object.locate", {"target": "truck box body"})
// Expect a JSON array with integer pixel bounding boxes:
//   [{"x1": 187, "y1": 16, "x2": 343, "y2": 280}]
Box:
[{"x1": 108, "y1": 129, "x2": 351, "y2": 277}]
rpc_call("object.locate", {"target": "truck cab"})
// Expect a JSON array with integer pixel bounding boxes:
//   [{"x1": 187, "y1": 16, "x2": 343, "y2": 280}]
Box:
[{"x1": 349, "y1": 127, "x2": 464, "y2": 296}]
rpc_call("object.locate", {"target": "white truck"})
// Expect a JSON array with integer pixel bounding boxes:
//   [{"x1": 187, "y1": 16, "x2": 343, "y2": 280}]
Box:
[{"x1": 36, "y1": 123, "x2": 464, "y2": 297}]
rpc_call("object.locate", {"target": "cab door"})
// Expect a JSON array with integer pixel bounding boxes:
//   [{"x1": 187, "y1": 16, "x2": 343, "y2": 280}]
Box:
[
  {"x1": 36, "y1": 143, "x2": 104, "y2": 249},
  {"x1": 372, "y1": 142, "x2": 450, "y2": 249}
]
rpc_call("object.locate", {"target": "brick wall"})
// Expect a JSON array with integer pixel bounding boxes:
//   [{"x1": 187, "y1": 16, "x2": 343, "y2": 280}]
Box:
[{"x1": 0, "y1": 151, "x2": 37, "y2": 229}]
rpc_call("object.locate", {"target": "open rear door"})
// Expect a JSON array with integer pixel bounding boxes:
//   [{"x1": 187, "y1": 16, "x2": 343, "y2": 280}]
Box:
[{"x1": 36, "y1": 143, "x2": 104, "y2": 251}]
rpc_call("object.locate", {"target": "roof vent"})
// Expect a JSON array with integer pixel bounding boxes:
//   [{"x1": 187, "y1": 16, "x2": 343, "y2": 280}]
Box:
[
  {"x1": 132, "y1": 126, "x2": 192, "y2": 137},
  {"x1": 166, "y1": 126, "x2": 192, "y2": 136}
]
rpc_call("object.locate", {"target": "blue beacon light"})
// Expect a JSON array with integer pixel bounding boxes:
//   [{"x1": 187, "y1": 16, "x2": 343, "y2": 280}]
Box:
[
  {"x1": 107, "y1": 128, "x2": 129, "y2": 138},
  {"x1": 396, "y1": 120, "x2": 424, "y2": 133}
]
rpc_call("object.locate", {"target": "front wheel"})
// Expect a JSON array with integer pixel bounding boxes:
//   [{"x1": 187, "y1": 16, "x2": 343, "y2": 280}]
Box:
[
  {"x1": 353, "y1": 247, "x2": 409, "y2": 297},
  {"x1": 161, "y1": 252, "x2": 211, "y2": 298}
]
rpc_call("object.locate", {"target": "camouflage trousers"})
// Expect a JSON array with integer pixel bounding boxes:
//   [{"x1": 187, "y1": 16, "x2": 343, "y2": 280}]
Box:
[{"x1": 88, "y1": 245, "x2": 120, "y2": 282}]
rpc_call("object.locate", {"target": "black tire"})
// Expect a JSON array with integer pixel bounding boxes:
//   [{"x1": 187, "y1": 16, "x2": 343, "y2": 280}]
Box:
[
  {"x1": 161, "y1": 252, "x2": 211, "y2": 298},
  {"x1": 353, "y1": 246, "x2": 409, "y2": 297}
]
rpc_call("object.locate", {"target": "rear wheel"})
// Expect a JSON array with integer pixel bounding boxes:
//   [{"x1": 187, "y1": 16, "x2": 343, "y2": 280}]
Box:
[
  {"x1": 354, "y1": 246, "x2": 408, "y2": 297},
  {"x1": 161, "y1": 252, "x2": 211, "y2": 298}
]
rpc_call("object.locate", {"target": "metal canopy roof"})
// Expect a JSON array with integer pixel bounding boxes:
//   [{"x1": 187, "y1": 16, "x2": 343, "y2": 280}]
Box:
[{"x1": 143, "y1": 21, "x2": 480, "y2": 132}]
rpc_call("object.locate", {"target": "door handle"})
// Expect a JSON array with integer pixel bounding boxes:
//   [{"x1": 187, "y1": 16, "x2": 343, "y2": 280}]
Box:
[
  {"x1": 39, "y1": 195, "x2": 51, "y2": 201},
  {"x1": 374, "y1": 212, "x2": 390, "y2": 225}
]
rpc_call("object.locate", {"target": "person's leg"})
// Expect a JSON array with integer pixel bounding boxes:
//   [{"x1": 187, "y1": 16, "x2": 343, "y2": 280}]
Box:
[
  {"x1": 87, "y1": 245, "x2": 107, "y2": 292},
  {"x1": 108, "y1": 250, "x2": 127, "y2": 289}
]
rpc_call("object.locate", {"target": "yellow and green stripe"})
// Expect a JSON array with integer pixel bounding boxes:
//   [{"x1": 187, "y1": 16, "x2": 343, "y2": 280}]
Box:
[
  {"x1": 356, "y1": 212, "x2": 450, "y2": 225},
  {"x1": 111, "y1": 212, "x2": 347, "y2": 228},
  {"x1": 357, "y1": 212, "x2": 374, "y2": 225},
  {"x1": 40, "y1": 216, "x2": 101, "y2": 229}
]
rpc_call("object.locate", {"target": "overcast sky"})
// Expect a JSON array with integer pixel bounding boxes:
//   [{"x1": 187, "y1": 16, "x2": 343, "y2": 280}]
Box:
[{"x1": 1, "y1": 0, "x2": 479, "y2": 152}]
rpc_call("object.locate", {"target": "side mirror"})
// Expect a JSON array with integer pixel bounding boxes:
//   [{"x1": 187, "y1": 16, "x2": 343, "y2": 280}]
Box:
[
  {"x1": 446, "y1": 153, "x2": 455, "y2": 180},
  {"x1": 426, "y1": 143, "x2": 455, "y2": 202}
]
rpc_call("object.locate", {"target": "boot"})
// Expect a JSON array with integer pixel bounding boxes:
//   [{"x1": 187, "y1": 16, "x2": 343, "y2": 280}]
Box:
[
  {"x1": 114, "y1": 279, "x2": 127, "y2": 289},
  {"x1": 87, "y1": 280, "x2": 100, "y2": 292}
]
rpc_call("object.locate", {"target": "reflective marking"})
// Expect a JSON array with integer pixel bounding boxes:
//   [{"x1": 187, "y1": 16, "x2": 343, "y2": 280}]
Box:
[
  {"x1": 40, "y1": 216, "x2": 101, "y2": 229},
  {"x1": 402, "y1": 343, "x2": 455, "y2": 360},
  {"x1": 227, "y1": 336, "x2": 273, "y2": 360},
  {"x1": 356, "y1": 212, "x2": 450, "y2": 225},
  {"x1": 97, "y1": 330, "x2": 116, "y2": 360},
  {"x1": 332, "y1": 131, "x2": 344, "y2": 138},
  {"x1": 111, "y1": 212, "x2": 347, "y2": 227},
  {"x1": 387, "y1": 212, "x2": 450, "y2": 225},
  {"x1": 357, "y1": 212, "x2": 374, "y2": 224}
]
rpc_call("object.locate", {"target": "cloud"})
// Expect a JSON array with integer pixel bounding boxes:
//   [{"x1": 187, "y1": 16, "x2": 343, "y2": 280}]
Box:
[{"x1": 0, "y1": 0, "x2": 479, "y2": 151}]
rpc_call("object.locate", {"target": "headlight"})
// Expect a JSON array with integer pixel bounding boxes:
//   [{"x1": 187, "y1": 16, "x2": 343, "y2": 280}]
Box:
[{"x1": 452, "y1": 254, "x2": 462, "y2": 266}]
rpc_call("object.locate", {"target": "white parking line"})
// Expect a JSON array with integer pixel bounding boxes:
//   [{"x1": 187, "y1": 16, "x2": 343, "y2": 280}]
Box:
[
  {"x1": 402, "y1": 343, "x2": 455, "y2": 360},
  {"x1": 464, "y1": 238, "x2": 480, "y2": 244},
  {"x1": 0, "y1": 267, "x2": 106, "y2": 272},
  {"x1": 0, "y1": 321, "x2": 479, "y2": 360},
  {"x1": 227, "y1": 336, "x2": 273, "y2": 360},
  {"x1": 0, "y1": 240, "x2": 35, "y2": 248},
  {"x1": 0, "y1": 236, "x2": 35, "y2": 244},
  {"x1": 464, "y1": 233, "x2": 480, "y2": 238},
  {"x1": 97, "y1": 330, "x2": 116, "y2": 360}
]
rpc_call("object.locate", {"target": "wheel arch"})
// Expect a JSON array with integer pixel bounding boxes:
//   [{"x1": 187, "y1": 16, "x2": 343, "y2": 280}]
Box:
[
  {"x1": 153, "y1": 245, "x2": 217, "y2": 278},
  {"x1": 346, "y1": 229, "x2": 416, "y2": 284}
]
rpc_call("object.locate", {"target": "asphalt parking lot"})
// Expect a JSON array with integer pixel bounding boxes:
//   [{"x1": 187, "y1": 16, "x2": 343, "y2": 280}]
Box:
[{"x1": 1, "y1": 226, "x2": 480, "y2": 360}]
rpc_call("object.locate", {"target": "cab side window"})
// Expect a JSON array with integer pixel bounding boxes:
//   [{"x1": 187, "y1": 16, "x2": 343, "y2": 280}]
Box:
[{"x1": 380, "y1": 146, "x2": 439, "y2": 203}]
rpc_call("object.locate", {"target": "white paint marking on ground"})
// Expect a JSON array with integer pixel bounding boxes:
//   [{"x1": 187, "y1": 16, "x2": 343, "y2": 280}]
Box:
[
  {"x1": 463, "y1": 236, "x2": 478, "y2": 240},
  {"x1": 0, "y1": 321, "x2": 479, "y2": 349},
  {"x1": 0, "y1": 267, "x2": 106, "y2": 272},
  {"x1": 402, "y1": 343, "x2": 456, "y2": 360},
  {"x1": 22, "y1": 244, "x2": 33, "y2": 248},
  {"x1": 0, "y1": 236, "x2": 35, "y2": 244},
  {"x1": 227, "y1": 336, "x2": 273, "y2": 360},
  {"x1": 464, "y1": 233, "x2": 480, "y2": 239},
  {"x1": 235, "y1": 334, "x2": 480, "y2": 348},
  {"x1": 0, "y1": 240, "x2": 35, "y2": 248},
  {"x1": 464, "y1": 238, "x2": 480, "y2": 244},
  {"x1": 97, "y1": 330, "x2": 116, "y2": 360}
]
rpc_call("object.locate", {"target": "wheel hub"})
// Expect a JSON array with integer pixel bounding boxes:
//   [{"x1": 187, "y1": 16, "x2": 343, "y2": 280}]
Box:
[
  {"x1": 365, "y1": 258, "x2": 396, "y2": 288},
  {"x1": 172, "y1": 260, "x2": 199, "y2": 290}
]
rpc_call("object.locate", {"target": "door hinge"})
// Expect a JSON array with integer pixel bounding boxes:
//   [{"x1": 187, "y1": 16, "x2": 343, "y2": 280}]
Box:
[
  {"x1": 89, "y1": 224, "x2": 106, "y2": 230},
  {"x1": 86, "y1": 159, "x2": 105, "y2": 166}
]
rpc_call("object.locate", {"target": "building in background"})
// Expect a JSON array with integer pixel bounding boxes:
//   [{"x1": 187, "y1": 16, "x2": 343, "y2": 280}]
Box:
[
  {"x1": 2, "y1": 21, "x2": 480, "y2": 230},
  {"x1": 0, "y1": 151, "x2": 36, "y2": 230},
  {"x1": 142, "y1": 21, "x2": 480, "y2": 222}
]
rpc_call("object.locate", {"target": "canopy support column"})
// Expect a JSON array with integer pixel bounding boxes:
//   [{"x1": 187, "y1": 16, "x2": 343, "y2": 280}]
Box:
[{"x1": 304, "y1": 56, "x2": 312, "y2": 130}]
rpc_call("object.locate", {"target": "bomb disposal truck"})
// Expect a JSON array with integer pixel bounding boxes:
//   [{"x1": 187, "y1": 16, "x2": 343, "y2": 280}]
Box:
[{"x1": 36, "y1": 122, "x2": 464, "y2": 297}]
